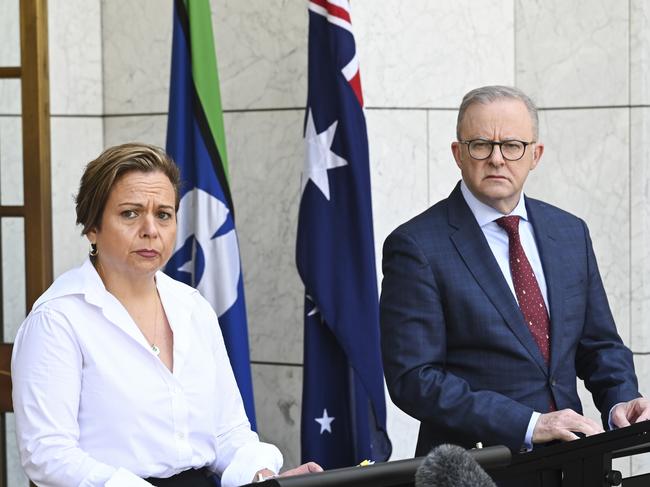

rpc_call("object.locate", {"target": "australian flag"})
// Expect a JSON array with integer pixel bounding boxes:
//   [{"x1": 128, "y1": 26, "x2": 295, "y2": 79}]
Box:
[
  {"x1": 297, "y1": 0, "x2": 391, "y2": 468},
  {"x1": 164, "y1": 0, "x2": 256, "y2": 429}
]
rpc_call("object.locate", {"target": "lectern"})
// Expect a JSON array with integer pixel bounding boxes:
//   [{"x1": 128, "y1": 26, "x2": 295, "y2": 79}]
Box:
[
  {"x1": 246, "y1": 421, "x2": 650, "y2": 487},
  {"x1": 242, "y1": 445, "x2": 510, "y2": 487},
  {"x1": 490, "y1": 420, "x2": 650, "y2": 486}
]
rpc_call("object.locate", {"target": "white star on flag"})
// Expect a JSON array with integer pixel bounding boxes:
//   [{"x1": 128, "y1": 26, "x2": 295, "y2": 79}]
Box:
[
  {"x1": 301, "y1": 108, "x2": 348, "y2": 200},
  {"x1": 314, "y1": 408, "x2": 335, "y2": 434}
]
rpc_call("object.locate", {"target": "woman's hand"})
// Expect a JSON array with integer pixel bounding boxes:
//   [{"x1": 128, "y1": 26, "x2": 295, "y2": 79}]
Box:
[
  {"x1": 253, "y1": 462, "x2": 323, "y2": 482},
  {"x1": 279, "y1": 462, "x2": 323, "y2": 477},
  {"x1": 252, "y1": 468, "x2": 276, "y2": 482}
]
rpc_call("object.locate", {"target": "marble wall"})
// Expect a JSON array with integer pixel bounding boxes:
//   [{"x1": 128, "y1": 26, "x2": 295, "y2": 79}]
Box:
[{"x1": 2, "y1": 0, "x2": 650, "y2": 484}]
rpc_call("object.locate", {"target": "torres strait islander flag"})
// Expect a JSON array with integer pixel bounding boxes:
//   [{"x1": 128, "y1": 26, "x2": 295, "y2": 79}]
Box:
[
  {"x1": 164, "y1": 0, "x2": 256, "y2": 429},
  {"x1": 297, "y1": 0, "x2": 392, "y2": 469}
]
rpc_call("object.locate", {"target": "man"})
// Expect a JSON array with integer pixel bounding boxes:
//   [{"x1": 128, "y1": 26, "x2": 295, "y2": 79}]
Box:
[{"x1": 380, "y1": 86, "x2": 650, "y2": 458}]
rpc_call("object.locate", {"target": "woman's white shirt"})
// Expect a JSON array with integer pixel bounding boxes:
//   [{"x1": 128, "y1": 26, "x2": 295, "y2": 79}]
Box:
[{"x1": 11, "y1": 259, "x2": 281, "y2": 487}]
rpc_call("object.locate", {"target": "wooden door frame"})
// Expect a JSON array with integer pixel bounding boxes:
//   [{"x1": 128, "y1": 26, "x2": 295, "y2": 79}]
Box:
[{"x1": 0, "y1": 0, "x2": 52, "y2": 486}]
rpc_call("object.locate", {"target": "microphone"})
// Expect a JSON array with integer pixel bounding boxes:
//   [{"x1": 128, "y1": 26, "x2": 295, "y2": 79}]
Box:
[{"x1": 415, "y1": 444, "x2": 497, "y2": 487}]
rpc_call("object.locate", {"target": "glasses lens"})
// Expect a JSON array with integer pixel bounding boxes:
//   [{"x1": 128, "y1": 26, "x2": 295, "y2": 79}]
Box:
[
  {"x1": 501, "y1": 141, "x2": 525, "y2": 160},
  {"x1": 468, "y1": 140, "x2": 493, "y2": 159}
]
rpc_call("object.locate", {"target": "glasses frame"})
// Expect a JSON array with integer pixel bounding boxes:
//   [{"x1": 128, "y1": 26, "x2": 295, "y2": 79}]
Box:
[{"x1": 459, "y1": 139, "x2": 536, "y2": 162}]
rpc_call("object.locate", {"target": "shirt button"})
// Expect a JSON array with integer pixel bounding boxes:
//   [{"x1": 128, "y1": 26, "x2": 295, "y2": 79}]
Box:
[{"x1": 177, "y1": 432, "x2": 185, "y2": 439}]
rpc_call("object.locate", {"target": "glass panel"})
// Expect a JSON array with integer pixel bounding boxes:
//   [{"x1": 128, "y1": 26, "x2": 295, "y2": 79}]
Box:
[
  {"x1": 5, "y1": 413, "x2": 29, "y2": 486},
  {"x1": 0, "y1": 78, "x2": 22, "y2": 115},
  {"x1": 630, "y1": 452, "x2": 650, "y2": 477},
  {"x1": 0, "y1": 115, "x2": 24, "y2": 205},
  {"x1": 0, "y1": 0, "x2": 21, "y2": 66},
  {"x1": 2, "y1": 217, "x2": 25, "y2": 341}
]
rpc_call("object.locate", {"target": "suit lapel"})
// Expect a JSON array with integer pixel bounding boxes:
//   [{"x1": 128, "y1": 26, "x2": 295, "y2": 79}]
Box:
[
  {"x1": 447, "y1": 185, "x2": 548, "y2": 375},
  {"x1": 526, "y1": 199, "x2": 565, "y2": 376}
]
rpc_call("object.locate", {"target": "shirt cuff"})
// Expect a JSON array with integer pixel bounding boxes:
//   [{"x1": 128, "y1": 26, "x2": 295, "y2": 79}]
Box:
[
  {"x1": 220, "y1": 442, "x2": 283, "y2": 487},
  {"x1": 523, "y1": 411, "x2": 541, "y2": 451},
  {"x1": 608, "y1": 402, "x2": 625, "y2": 430}
]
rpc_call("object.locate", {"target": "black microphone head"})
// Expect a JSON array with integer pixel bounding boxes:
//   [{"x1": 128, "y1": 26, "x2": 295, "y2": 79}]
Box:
[{"x1": 415, "y1": 444, "x2": 497, "y2": 487}]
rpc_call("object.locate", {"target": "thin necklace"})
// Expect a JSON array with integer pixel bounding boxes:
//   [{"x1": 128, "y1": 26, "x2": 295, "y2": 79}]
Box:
[
  {"x1": 94, "y1": 259, "x2": 161, "y2": 356},
  {"x1": 150, "y1": 290, "x2": 160, "y2": 356}
]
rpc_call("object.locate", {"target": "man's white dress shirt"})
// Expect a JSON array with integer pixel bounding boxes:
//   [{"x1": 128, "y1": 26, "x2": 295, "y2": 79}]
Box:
[{"x1": 12, "y1": 259, "x2": 282, "y2": 487}]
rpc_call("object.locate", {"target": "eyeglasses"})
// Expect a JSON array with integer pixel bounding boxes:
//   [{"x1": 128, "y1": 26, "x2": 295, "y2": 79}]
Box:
[{"x1": 459, "y1": 139, "x2": 535, "y2": 161}]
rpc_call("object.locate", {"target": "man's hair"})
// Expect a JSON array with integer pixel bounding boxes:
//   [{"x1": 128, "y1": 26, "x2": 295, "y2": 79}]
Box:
[
  {"x1": 456, "y1": 85, "x2": 539, "y2": 141},
  {"x1": 75, "y1": 142, "x2": 181, "y2": 235}
]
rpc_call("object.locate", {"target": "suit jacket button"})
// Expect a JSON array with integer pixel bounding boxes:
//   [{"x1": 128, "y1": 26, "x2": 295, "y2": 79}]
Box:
[{"x1": 550, "y1": 379, "x2": 557, "y2": 386}]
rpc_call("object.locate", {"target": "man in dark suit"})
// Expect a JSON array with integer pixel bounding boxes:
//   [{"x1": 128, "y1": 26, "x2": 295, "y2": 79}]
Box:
[{"x1": 380, "y1": 85, "x2": 650, "y2": 457}]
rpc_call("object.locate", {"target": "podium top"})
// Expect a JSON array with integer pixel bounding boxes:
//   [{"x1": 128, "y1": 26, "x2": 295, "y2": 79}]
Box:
[
  {"x1": 242, "y1": 445, "x2": 511, "y2": 487},
  {"x1": 243, "y1": 423, "x2": 650, "y2": 487}
]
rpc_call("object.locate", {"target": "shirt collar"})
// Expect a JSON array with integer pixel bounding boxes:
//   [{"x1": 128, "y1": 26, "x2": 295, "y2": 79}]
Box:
[
  {"x1": 32, "y1": 258, "x2": 195, "y2": 314},
  {"x1": 31, "y1": 259, "x2": 198, "y2": 375},
  {"x1": 460, "y1": 180, "x2": 528, "y2": 228},
  {"x1": 32, "y1": 258, "x2": 104, "y2": 310}
]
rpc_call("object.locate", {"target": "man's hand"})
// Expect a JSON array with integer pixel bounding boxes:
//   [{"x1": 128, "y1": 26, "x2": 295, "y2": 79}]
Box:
[
  {"x1": 611, "y1": 398, "x2": 650, "y2": 428},
  {"x1": 532, "y1": 409, "x2": 604, "y2": 443}
]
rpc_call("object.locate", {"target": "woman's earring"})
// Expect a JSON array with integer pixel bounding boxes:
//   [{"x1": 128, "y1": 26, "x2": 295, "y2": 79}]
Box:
[{"x1": 89, "y1": 243, "x2": 98, "y2": 257}]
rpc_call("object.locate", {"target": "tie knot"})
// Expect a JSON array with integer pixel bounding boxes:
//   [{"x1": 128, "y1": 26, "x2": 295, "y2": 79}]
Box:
[{"x1": 496, "y1": 215, "x2": 520, "y2": 237}]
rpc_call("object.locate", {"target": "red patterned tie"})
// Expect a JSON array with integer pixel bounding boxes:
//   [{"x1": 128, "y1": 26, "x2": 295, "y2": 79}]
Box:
[{"x1": 496, "y1": 216, "x2": 551, "y2": 365}]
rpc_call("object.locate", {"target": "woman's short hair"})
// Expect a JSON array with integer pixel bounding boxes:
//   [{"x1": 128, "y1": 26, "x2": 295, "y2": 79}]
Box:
[{"x1": 75, "y1": 143, "x2": 181, "y2": 235}]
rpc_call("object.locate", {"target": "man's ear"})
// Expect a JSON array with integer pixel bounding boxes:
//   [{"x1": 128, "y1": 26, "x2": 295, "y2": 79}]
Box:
[
  {"x1": 451, "y1": 141, "x2": 463, "y2": 169},
  {"x1": 531, "y1": 142, "x2": 544, "y2": 170}
]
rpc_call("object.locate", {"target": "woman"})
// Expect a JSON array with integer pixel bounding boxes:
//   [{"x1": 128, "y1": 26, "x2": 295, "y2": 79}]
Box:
[{"x1": 11, "y1": 143, "x2": 321, "y2": 486}]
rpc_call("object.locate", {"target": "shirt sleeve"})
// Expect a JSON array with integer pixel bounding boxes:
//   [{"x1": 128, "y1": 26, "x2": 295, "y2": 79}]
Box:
[
  {"x1": 12, "y1": 308, "x2": 150, "y2": 487},
  {"x1": 523, "y1": 412, "x2": 541, "y2": 451},
  {"x1": 196, "y1": 297, "x2": 283, "y2": 486},
  {"x1": 608, "y1": 402, "x2": 625, "y2": 430},
  {"x1": 219, "y1": 440, "x2": 283, "y2": 487}
]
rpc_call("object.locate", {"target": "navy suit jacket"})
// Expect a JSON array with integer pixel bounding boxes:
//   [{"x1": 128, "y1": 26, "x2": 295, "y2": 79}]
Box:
[{"x1": 380, "y1": 182, "x2": 640, "y2": 455}]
